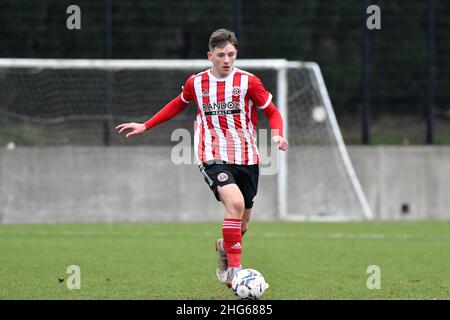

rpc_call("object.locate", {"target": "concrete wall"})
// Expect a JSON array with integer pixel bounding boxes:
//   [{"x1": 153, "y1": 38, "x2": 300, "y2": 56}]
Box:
[
  {"x1": 1, "y1": 146, "x2": 449, "y2": 223},
  {"x1": 0, "y1": 146, "x2": 278, "y2": 223},
  {"x1": 349, "y1": 146, "x2": 450, "y2": 220}
]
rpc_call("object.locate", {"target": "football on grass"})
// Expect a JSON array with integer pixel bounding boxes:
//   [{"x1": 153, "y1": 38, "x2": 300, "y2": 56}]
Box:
[{"x1": 231, "y1": 268, "x2": 269, "y2": 300}]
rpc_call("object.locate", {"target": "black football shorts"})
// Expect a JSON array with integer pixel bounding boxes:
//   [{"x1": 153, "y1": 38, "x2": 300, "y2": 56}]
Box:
[{"x1": 199, "y1": 160, "x2": 259, "y2": 209}]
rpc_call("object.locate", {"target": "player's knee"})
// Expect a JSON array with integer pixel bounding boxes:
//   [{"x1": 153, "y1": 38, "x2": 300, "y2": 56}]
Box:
[{"x1": 229, "y1": 199, "x2": 245, "y2": 217}]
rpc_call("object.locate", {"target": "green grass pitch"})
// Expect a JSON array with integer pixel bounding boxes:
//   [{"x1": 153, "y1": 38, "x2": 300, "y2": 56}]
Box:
[{"x1": 1, "y1": 221, "x2": 449, "y2": 299}]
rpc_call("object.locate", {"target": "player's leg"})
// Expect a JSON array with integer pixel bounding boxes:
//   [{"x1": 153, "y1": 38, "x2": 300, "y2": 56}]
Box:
[
  {"x1": 216, "y1": 184, "x2": 244, "y2": 284},
  {"x1": 217, "y1": 183, "x2": 245, "y2": 219},
  {"x1": 235, "y1": 164, "x2": 259, "y2": 236},
  {"x1": 221, "y1": 164, "x2": 257, "y2": 286},
  {"x1": 241, "y1": 209, "x2": 252, "y2": 236},
  {"x1": 218, "y1": 163, "x2": 259, "y2": 287},
  {"x1": 199, "y1": 162, "x2": 242, "y2": 285},
  {"x1": 217, "y1": 183, "x2": 245, "y2": 287}
]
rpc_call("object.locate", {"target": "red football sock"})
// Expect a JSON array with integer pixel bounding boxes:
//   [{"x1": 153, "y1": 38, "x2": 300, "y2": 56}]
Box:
[{"x1": 222, "y1": 218, "x2": 243, "y2": 268}]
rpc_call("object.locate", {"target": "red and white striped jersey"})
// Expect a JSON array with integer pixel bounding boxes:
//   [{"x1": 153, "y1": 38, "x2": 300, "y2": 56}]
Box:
[{"x1": 180, "y1": 68, "x2": 273, "y2": 165}]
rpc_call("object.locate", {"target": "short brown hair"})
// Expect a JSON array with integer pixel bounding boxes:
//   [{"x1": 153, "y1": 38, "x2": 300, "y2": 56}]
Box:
[{"x1": 208, "y1": 29, "x2": 238, "y2": 51}]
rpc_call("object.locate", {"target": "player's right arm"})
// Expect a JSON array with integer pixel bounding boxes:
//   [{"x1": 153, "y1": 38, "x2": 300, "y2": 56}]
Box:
[{"x1": 115, "y1": 76, "x2": 195, "y2": 138}]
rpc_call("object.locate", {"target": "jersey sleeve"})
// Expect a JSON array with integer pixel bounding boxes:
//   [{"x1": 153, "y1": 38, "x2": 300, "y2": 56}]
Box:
[
  {"x1": 262, "y1": 102, "x2": 284, "y2": 137},
  {"x1": 180, "y1": 75, "x2": 195, "y2": 104},
  {"x1": 248, "y1": 75, "x2": 273, "y2": 110}
]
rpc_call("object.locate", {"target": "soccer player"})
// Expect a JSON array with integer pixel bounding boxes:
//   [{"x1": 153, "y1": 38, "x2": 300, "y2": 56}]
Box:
[{"x1": 115, "y1": 29, "x2": 288, "y2": 288}]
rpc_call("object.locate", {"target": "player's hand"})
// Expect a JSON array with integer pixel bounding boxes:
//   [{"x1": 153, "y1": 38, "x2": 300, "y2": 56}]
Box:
[
  {"x1": 272, "y1": 135, "x2": 288, "y2": 151},
  {"x1": 115, "y1": 122, "x2": 146, "y2": 138}
]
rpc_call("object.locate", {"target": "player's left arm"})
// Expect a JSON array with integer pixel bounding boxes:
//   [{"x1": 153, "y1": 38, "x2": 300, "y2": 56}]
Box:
[
  {"x1": 248, "y1": 76, "x2": 288, "y2": 151},
  {"x1": 262, "y1": 102, "x2": 288, "y2": 151}
]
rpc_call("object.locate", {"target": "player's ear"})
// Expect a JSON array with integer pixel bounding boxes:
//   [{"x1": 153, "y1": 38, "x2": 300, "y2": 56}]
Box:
[{"x1": 207, "y1": 51, "x2": 213, "y2": 61}]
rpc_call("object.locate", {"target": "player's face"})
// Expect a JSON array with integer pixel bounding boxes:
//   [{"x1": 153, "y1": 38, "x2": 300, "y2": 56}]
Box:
[{"x1": 208, "y1": 43, "x2": 237, "y2": 78}]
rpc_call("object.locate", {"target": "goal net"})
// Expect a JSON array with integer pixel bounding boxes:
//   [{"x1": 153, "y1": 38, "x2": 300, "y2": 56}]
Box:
[{"x1": 0, "y1": 58, "x2": 372, "y2": 221}]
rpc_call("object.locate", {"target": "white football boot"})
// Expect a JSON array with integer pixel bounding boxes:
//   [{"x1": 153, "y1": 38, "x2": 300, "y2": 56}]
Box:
[
  {"x1": 224, "y1": 266, "x2": 242, "y2": 289},
  {"x1": 215, "y1": 239, "x2": 228, "y2": 283}
]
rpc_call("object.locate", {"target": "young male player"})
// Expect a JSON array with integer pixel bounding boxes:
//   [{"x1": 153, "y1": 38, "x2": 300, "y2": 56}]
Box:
[{"x1": 116, "y1": 29, "x2": 288, "y2": 288}]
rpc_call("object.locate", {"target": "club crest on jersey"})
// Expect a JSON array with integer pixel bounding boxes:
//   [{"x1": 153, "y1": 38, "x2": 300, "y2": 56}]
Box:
[
  {"x1": 202, "y1": 90, "x2": 209, "y2": 96},
  {"x1": 232, "y1": 87, "x2": 241, "y2": 96},
  {"x1": 218, "y1": 173, "x2": 229, "y2": 182}
]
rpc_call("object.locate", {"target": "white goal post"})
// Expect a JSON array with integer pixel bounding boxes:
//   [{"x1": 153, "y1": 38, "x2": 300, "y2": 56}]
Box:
[{"x1": 0, "y1": 58, "x2": 373, "y2": 221}]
